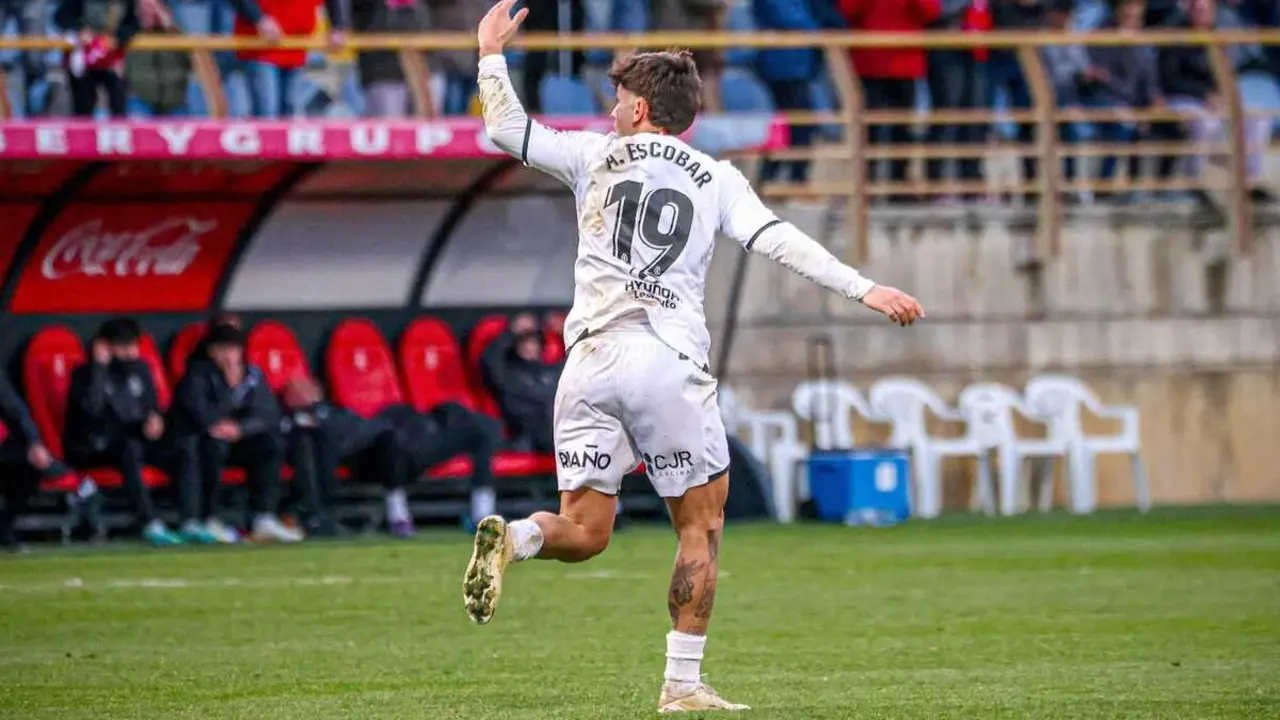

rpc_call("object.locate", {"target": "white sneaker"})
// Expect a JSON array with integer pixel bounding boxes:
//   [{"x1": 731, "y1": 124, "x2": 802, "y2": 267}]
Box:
[
  {"x1": 462, "y1": 515, "x2": 512, "y2": 625},
  {"x1": 203, "y1": 519, "x2": 240, "y2": 544},
  {"x1": 658, "y1": 681, "x2": 750, "y2": 713},
  {"x1": 251, "y1": 515, "x2": 304, "y2": 544}
]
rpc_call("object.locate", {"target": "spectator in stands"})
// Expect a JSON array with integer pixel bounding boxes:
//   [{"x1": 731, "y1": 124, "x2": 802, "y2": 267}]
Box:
[
  {"x1": 169, "y1": 323, "x2": 302, "y2": 543},
  {"x1": 1160, "y1": 0, "x2": 1275, "y2": 203},
  {"x1": 0, "y1": 374, "x2": 60, "y2": 552},
  {"x1": 352, "y1": 0, "x2": 428, "y2": 117},
  {"x1": 753, "y1": 0, "x2": 847, "y2": 184},
  {"x1": 54, "y1": 0, "x2": 141, "y2": 117},
  {"x1": 840, "y1": 0, "x2": 941, "y2": 202},
  {"x1": 652, "y1": 0, "x2": 729, "y2": 112},
  {"x1": 0, "y1": 0, "x2": 50, "y2": 116},
  {"x1": 991, "y1": 0, "x2": 1046, "y2": 199},
  {"x1": 124, "y1": 0, "x2": 190, "y2": 116},
  {"x1": 1086, "y1": 0, "x2": 1161, "y2": 195},
  {"x1": 927, "y1": 0, "x2": 992, "y2": 197},
  {"x1": 481, "y1": 313, "x2": 563, "y2": 453},
  {"x1": 1041, "y1": 0, "x2": 1100, "y2": 184},
  {"x1": 522, "y1": 0, "x2": 587, "y2": 114},
  {"x1": 63, "y1": 319, "x2": 192, "y2": 546},
  {"x1": 425, "y1": 0, "x2": 488, "y2": 114},
  {"x1": 230, "y1": 0, "x2": 347, "y2": 118}
]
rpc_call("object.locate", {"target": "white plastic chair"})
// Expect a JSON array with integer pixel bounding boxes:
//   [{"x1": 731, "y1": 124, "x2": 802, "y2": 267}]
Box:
[
  {"x1": 790, "y1": 380, "x2": 880, "y2": 450},
  {"x1": 957, "y1": 382, "x2": 1069, "y2": 516},
  {"x1": 1024, "y1": 374, "x2": 1151, "y2": 514},
  {"x1": 868, "y1": 377, "x2": 995, "y2": 519},
  {"x1": 719, "y1": 387, "x2": 807, "y2": 523}
]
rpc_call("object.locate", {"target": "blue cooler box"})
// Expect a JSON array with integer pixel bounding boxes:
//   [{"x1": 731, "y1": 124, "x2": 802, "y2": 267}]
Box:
[{"x1": 807, "y1": 449, "x2": 911, "y2": 526}]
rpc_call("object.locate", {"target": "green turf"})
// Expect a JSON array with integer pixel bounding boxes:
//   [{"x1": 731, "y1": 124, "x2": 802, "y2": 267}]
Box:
[{"x1": 1, "y1": 507, "x2": 1278, "y2": 719}]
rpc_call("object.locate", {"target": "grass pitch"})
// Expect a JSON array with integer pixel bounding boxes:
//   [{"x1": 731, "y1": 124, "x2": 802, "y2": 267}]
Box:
[{"x1": 1, "y1": 507, "x2": 1277, "y2": 719}]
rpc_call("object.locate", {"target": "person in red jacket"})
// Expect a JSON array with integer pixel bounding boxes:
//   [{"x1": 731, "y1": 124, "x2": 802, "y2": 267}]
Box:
[
  {"x1": 839, "y1": 0, "x2": 941, "y2": 201},
  {"x1": 230, "y1": 0, "x2": 348, "y2": 117}
]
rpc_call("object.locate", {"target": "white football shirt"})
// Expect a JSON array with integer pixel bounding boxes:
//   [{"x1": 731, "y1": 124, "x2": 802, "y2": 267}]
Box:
[{"x1": 477, "y1": 55, "x2": 875, "y2": 368}]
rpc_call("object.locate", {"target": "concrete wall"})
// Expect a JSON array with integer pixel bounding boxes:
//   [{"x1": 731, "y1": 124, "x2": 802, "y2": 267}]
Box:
[{"x1": 708, "y1": 205, "x2": 1280, "y2": 508}]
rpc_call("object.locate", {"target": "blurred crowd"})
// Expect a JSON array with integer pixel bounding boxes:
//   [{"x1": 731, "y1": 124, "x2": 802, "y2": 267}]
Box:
[
  {"x1": 0, "y1": 313, "x2": 567, "y2": 548},
  {"x1": 1, "y1": 0, "x2": 1279, "y2": 196}
]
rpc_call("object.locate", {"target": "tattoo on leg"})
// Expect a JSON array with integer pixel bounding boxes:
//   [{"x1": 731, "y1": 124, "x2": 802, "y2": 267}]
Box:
[
  {"x1": 668, "y1": 558, "x2": 702, "y2": 624},
  {"x1": 707, "y1": 528, "x2": 720, "y2": 562},
  {"x1": 694, "y1": 576, "x2": 716, "y2": 620}
]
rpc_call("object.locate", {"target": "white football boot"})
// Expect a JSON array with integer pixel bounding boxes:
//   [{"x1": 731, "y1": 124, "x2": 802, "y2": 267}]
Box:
[
  {"x1": 463, "y1": 515, "x2": 512, "y2": 624},
  {"x1": 658, "y1": 681, "x2": 750, "y2": 713}
]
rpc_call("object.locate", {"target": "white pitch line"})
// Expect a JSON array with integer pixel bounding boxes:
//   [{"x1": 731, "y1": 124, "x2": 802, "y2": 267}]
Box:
[
  {"x1": 0, "y1": 569, "x2": 732, "y2": 593},
  {"x1": 0, "y1": 574, "x2": 424, "y2": 594}
]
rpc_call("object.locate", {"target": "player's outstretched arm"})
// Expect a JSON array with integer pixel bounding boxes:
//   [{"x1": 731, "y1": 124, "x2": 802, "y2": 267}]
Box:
[
  {"x1": 476, "y1": 0, "x2": 595, "y2": 187},
  {"x1": 719, "y1": 168, "x2": 924, "y2": 326}
]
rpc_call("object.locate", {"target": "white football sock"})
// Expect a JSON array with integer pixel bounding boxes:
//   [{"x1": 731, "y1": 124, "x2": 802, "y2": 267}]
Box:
[
  {"x1": 508, "y1": 518, "x2": 544, "y2": 561},
  {"x1": 385, "y1": 489, "x2": 411, "y2": 525},
  {"x1": 470, "y1": 487, "x2": 496, "y2": 522},
  {"x1": 664, "y1": 630, "x2": 706, "y2": 690}
]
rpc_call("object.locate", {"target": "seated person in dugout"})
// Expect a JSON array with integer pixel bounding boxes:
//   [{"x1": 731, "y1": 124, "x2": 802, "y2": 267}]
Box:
[
  {"x1": 169, "y1": 323, "x2": 302, "y2": 544},
  {"x1": 481, "y1": 312, "x2": 565, "y2": 454},
  {"x1": 64, "y1": 318, "x2": 188, "y2": 546},
  {"x1": 277, "y1": 376, "x2": 415, "y2": 538},
  {"x1": 0, "y1": 372, "x2": 71, "y2": 552},
  {"x1": 283, "y1": 374, "x2": 502, "y2": 534}
]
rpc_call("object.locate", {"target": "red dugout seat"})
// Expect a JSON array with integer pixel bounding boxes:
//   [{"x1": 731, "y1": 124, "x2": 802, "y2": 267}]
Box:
[
  {"x1": 543, "y1": 328, "x2": 566, "y2": 365},
  {"x1": 167, "y1": 322, "x2": 206, "y2": 382},
  {"x1": 399, "y1": 317, "x2": 476, "y2": 413},
  {"x1": 465, "y1": 314, "x2": 509, "y2": 419},
  {"x1": 326, "y1": 319, "x2": 405, "y2": 419},
  {"x1": 326, "y1": 318, "x2": 467, "y2": 479},
  {"x1": 23, "y1": 326, "x2": 166, "y2": 490},
  {"x1": 247, "y1": 320, "x2": 313, "y2": 393}
]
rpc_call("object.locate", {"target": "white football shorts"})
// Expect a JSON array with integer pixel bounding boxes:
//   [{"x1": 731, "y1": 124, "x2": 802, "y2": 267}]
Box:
[{"x1": 552, "y1": 327, "x2": 730, "y2": 498}]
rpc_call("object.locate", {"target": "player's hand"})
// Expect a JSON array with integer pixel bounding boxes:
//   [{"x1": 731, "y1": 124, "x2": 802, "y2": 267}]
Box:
[
  {"x1": 28, "y1": 443, "x2": 53, "y2": 470},
  {"x1": 257, "y1": 16, "x2": 283, "y2": 42},
  {"x1": 209, "y1": 419, "x2": 242, "y2": 442},
  {"x1": 91, "y1": 339, "x2": 112, "y2": 365},
  {"x1": 861, "y1": 285, "x2": 925, "y2": 327},
  {"x1": 478, "y1": 0, "x2": 528, "y2": 57},
  {"x1": 510, "y1": 312, "x2": 538, "y2": 335},
  {"x1": 143, "y1": 412, "x2": 164, "y2": 441}
]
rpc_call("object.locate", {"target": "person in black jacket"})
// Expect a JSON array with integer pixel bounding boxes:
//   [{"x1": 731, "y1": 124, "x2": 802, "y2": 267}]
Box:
[
  {"x1": 481, "y1": 313, "x2": 564, "y2": 453},
  {"x1": 168, "y1": 323, "x2": 301, "y2": 543},
  {"x1": 53, "y1": 0, "x2": 140, "y2": 117},
  {"x1": 65, "y1": 318, "x2": 192, "y2": 546},
  {"x1": 1159, "y1": 0, "x2": 1274, "y2": 202},
  {"x1": 0, "y1": 372, "x2": 63, "y2": 551}
]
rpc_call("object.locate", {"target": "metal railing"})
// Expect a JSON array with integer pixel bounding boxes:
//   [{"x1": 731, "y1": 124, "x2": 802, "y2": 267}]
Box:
[{"x1": 2, "y1": 29, "x2": 1279, "y2": 260}]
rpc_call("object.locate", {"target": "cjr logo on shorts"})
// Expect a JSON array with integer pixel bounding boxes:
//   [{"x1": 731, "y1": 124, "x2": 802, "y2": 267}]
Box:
[
  {"x1": 643, "y1": 451, "x2": 694, "y2": 476},
  {"x1": 559, "y1": 444, "x2": 612, "y2": 471}
]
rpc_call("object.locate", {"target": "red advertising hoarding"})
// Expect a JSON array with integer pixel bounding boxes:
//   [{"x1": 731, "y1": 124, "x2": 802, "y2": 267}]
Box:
[
  {"x1": 9, "y1": 202, "x2": 254, "y2": 313},
  {"x1": 0, "y1": 204, "x2": 41, "y2": 283}
]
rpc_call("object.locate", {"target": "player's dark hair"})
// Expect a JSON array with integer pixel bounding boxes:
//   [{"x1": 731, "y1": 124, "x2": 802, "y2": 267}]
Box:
[
  {"x1": 608, "y1": 49, "x2": 702, "y2": 135},
  {"x1": 204, "y1": 323, "x2": 246, "y2": 348},
  {"x1": 95, "y1": 317, "x2": 142, "y2": 345}
]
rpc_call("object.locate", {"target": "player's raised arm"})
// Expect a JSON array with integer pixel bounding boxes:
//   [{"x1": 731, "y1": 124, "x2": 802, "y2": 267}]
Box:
[
  {"x1": 476, "y1": 0, "x2": 594, "y2": 187},
  {"x1": 718, "y1": 166, "x2": 925, "y2": 326}
]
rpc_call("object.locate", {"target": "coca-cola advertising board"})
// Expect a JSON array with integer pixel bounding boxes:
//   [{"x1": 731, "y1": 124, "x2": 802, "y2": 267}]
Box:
[
  {"x1": 0, "y1": 204, "x2": 40, "y2": 283},
  {"x1": 9, "y1": 202, "x2": 253, "y2": 313}
]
